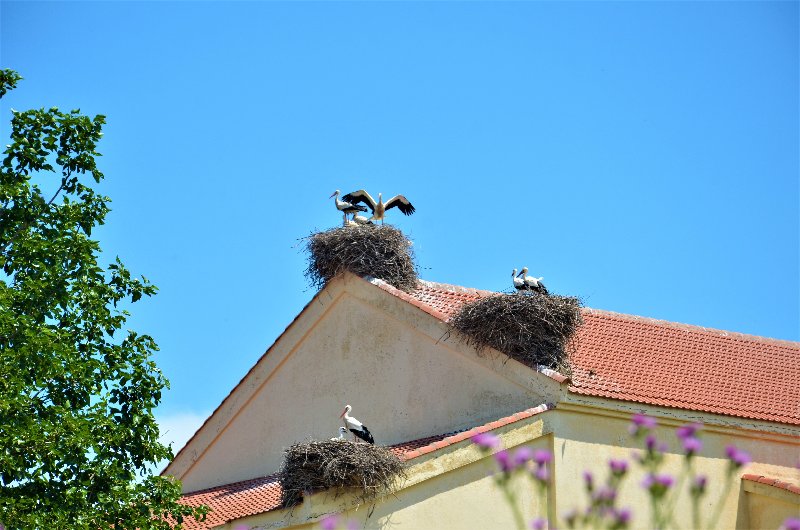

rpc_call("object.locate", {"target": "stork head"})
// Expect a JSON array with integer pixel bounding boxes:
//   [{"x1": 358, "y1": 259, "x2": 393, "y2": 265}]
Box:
[
  {"x1": 339, "y1": 426, "x2": 347, "y2": 434},
  {"x1": 512, "y1": 268, "x2": 518, "y2": 277},
  {"x1": 340, "y1": 404, "x2": 352, "y2": 418},
  {"x1": 519, "y1": 267, "x2": 528, "y2": 277},
  {"x1": 329, "y1": 190, "x2": 340, "y2": 198}
]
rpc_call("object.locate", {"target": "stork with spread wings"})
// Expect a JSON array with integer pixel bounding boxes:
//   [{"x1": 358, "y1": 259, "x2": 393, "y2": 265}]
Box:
[{"x1": 342, "y1": 190, "x2": 415, "y2": 224}]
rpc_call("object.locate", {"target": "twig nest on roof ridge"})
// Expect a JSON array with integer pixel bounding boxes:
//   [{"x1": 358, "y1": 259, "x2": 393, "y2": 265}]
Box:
[
  {"x1": 278, "y1": 440, "x2": 407, "y2": 508},
  {"x1": 449, "y1": 292, "x2": 583, "y2": 374},
  {"x1": 304, "y1": 224, "x2": 418, "y2": 292}
]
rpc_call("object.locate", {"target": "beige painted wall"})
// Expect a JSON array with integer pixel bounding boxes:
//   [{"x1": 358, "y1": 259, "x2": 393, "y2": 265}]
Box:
[
  {"x1": 227, "y1": 428, "x2": 554, "y2": 530},
  {"x1": 550, "y1": 406, "x2": 800, "y2": 530},
  {"x1": 174, "y1": 277, "x2": 561, "y2": 492},
  {"x1": 221, "y1": 406, "x2": 798, "y2": 530},
  {"x1": 744, "y1": 485, "x2": 799, "y2": 530}
]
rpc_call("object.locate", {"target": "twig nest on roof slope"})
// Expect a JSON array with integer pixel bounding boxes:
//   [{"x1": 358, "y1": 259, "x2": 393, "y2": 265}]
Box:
[
  {"x1": 450, "y1": 292, "x2": 583, "y2": 374},
  {"x1": 304, "y1": 225, "x2": 418, "y2": 292},
  {"x1": 278, "y1": 440, "x2": 407, "y2": 508}
]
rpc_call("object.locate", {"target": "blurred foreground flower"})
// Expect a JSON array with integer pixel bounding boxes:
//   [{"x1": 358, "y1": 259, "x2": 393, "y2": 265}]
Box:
[
  {"x1": 725, "y1": 445, "x2": 751, "y2": 468},
  {"x1": 783, "y1": 517, "x2": 800, "y2": 530},
  {"x1": 629, "y1": 413, "x2": 656, "y2": 436},
  {"x1": 472, "y1": 431, "x2": 501, "y2": 450}
]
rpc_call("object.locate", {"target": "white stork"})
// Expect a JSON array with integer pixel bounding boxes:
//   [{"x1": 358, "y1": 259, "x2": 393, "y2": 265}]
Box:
[
  {"x1": 340, "y1": 404, "x2": 374, "y2": 444},
  {"x1": 512, "y1": 269, "x2": 526, "y2": 291},
  {"x1": 331, "y1": 426, "x2": 348, "y2": 441},
  {"x1": 352, "y1": 212, "x2": 373, "y2": 225},
  {"x1": 519, "y1": 267, "x2": 549, "y2": 294},
  {"x1": 330, "y1": 190, "x2": 368, "y2": 226},
  {"x1": 341, "y1": 190, "x2": 415, "y2": 224}
]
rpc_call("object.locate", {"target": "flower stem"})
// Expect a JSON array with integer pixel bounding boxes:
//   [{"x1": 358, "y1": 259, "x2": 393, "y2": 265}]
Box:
[{"x1": 500, "y1": 481, "x2": 527, "y2": 530}]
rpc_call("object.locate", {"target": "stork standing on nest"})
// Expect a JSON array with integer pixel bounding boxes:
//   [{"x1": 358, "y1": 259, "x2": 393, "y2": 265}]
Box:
[
  {"x1": 512, "y1": 269, "x2": 526, "y2": 291},
  {"x1": 519, "y1": 267, "x2": 549, "y2": 294},
  {"x1": 330, "y1": 190, "x2": 368, "y2": 226},
  {"x1": 340, "y1": 404, "x2": 375, "y2": 444},
  {"x1": 342, "y1": 190, "x2": 415, "y2": 224}
]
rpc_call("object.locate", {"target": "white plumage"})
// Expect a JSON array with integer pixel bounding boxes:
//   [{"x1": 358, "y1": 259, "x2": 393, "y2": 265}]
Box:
[
  {"x1": 518, "y1": 267, "x2": 548, "y2": 294},
  {"x1": 340, "y1": 404, "x2": 374, "y2": 444},
  {"x1": 341, "y1": 190, "x2": 415, "y2": 224},
  {"x1": 330, "y1": 190, "x2": 368, "y2": 226},
  {"x1": 512, "y1": 268, "x2": 525, "y2": 291}
]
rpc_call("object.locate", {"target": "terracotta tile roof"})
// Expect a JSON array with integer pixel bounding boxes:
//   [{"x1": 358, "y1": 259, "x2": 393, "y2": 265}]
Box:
[
  {"x1": 569, "y1": 309, "x2": 800, "y2": 426},
  {"x1": 177, "y1": 404, "x2": 554, "y2": 528},
  {"x1": 178, "y1": 473, "x2": 282, "y2": 529},
  {"x1": 742, "y1": 474, "x2": 800, "y2": 495},
  {"x1": 373, "y1": 279, "x2": 800, "y2": 426}
]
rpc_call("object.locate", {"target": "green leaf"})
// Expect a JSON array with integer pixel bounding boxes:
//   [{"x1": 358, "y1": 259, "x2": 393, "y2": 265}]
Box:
[{"x1": 0, "y1": 69, "x2": 206, "y2": 529}]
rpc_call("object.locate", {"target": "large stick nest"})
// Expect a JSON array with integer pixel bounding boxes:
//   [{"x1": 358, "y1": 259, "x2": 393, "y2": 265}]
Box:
[
  {"x1": 304, "y1": 225, "x2": 418, "y2": 292},
  {"x1": 450, "y1": 292, "x2": 583, "y2": 374},
  {"x1": 278, "y1": 440, "x2": 407, "y2": 508}
]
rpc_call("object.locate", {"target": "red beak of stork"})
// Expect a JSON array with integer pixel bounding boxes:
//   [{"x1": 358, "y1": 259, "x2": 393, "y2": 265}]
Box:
[
  {"x1": 340, "y1": 408, "x2": 347, "y2": 418},
  {"x1": 329, "y1": 191, "x2": 337, "y2": 199}
]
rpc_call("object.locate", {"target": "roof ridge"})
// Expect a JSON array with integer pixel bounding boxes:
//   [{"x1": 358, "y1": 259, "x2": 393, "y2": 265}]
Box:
[
  {"x1": 398, "y1": 277, "x2": 797, "y2": 347},
  {"x1": 581, "y1": 308, "x2": 800, "y2": 349},
  {"x1": 415, "y1": 279, "x2": 496, "y2": 297}
]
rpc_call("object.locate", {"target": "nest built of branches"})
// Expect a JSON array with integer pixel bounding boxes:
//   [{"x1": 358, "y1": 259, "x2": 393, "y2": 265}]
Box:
[
  {"x1": 278, "y1": 440, "x2": 407, "y2": 508},
  {"x1": 304, "y1": 224, "x2": 418, "y2": 292},
  {"x1": 450, "y1": 292, "x2": 583, "y2": 374}
]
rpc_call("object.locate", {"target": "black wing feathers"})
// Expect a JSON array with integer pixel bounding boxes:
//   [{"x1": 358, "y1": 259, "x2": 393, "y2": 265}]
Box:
[
  {"x1": 384, "y1": 195, "x2": 415, "y2": 216},
  {"x1": 350, "y1": 426, "x2": 375, "y2": 444},
  {"x1": 342, "y1": 190, "x2": 376, "y2": 213}
]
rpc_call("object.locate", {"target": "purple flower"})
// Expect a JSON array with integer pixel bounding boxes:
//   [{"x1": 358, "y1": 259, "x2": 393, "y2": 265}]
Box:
[
  {"x1": 676, "y1": 422, "x2": 703, "y2": 439},
  {"x1": 534, "y1": 449, "x2": 553, "y2": 465},
  {"x1": 533, "y1": 465, "x2": 550, "y2": 482},
  {"x1": 725, "y1": 445, "x2": 751, "y2": 467},
  {"x1": 783, "y1": 517, "x2": 800, "y2": 530},
  {"x1": 645, "y1": 434, "x2": 658, "y2": 451},
  {"x1": 613, "y1": 507, "x2": 632, "y2": 526},
  {"x1": 321, "y1": 514, "x2": 340, "y2": 530},
  {"x1": 233, "y1": 526, "x2": 250, "y2": 530},
  {"x1": 472, "y1": 432, "x2": 501, "y2": 450},
  {"x1": 513, "y1": 446, "x2": 535, "y2": 467},
  {"x1": 682, "y1": 436, "x2": 703, "y2": 456},
  {"x1": 690, "y1": 475, "x2": 708, "y2": 495},
  {"x1": 594, "y1": 486, "x2": 617, "y2": 503},
  {"x1": 609, "y1": 458, "x2": 628, "y2": 475},
  {"x1": 642, "y1": 473, "x2": 674, "y2": 497},
  {"x1": 629, "y1": 413, "x2": 657, "y2": 435},
  {"x1": 346, "y1": 521, "x2": 360, "y2": 530},
  {"x1": 495, "y1": 449, "x2": 513, "y2": 472},
  {"x1": 656, "y1": 474, "x2": 674, "y2": 488},
  {"x1": 530, "y1": 517, "x2": 547, "y2": 530},
  {"x1": 583, "y1": 470, "x2": 594, "y2": 491}
]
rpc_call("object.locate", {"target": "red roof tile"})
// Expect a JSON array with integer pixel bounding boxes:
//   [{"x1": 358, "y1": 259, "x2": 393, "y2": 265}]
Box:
[
  {"x1": 742, "y1": 474, "x2": 800, "y2": 495},
  {"x1": 178, "y1": 474, "x2": 282, "y2": 529},
  {"x1": 374, "y1": 279, "x2": 800, "y2": 426},
  {"x1": 177, "y1": 404, "x2": 554, "y2": 528}
]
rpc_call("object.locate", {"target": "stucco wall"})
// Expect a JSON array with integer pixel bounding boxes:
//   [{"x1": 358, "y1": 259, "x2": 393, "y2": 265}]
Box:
[
  {"x1": 221, "y1": 407, "x2": 798, "y2": 530},
  {"x1": 232, "y1": 433, "x2": 553, "y2": 530},
  {"x1": 745, "y1": 490, "x2": 798, "y2": 530},
  {"x1": 177, "y1": 282, "x2": 560, "y2": 492},
  {"x1": 550, "y1": 405, "x2": 800, "y2": 530}
]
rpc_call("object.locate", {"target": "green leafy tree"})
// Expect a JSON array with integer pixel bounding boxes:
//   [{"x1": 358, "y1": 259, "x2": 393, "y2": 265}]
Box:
[{"x1": 0, "y1": 70, "x2": 206, "y2": 529}]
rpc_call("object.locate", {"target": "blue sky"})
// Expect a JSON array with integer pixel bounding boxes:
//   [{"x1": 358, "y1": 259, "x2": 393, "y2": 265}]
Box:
[{"x1": 2, "y1": 1, "x2": 798, "y2": 454}]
